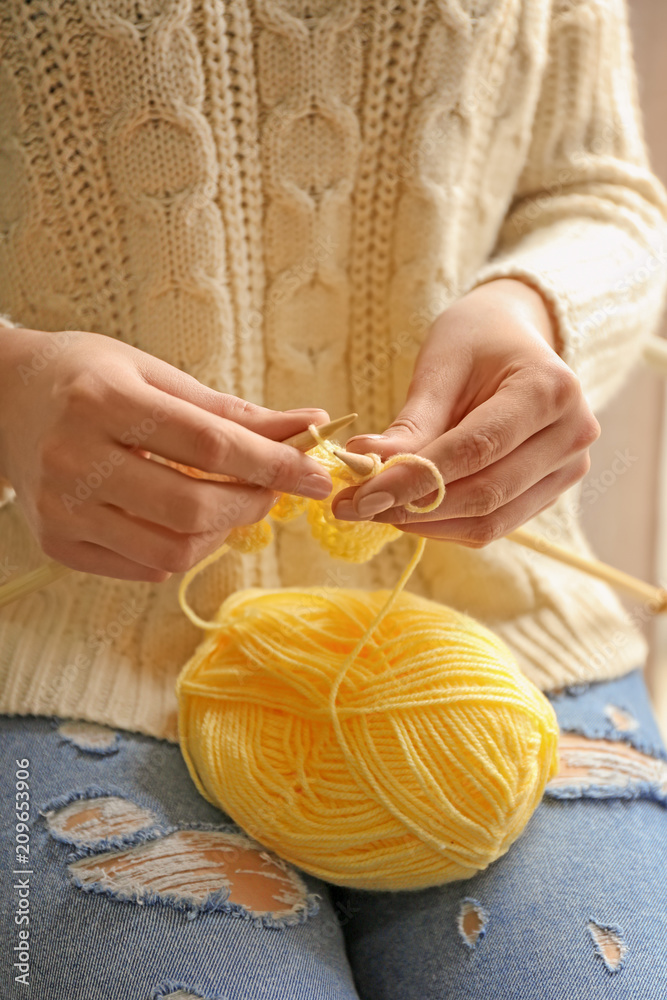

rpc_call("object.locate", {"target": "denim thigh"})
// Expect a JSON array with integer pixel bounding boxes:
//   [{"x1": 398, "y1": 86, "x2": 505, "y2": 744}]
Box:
[
  {"x1": 0, "y1": 714, "x2": 360, "y2": 1000},
  {"x1": 3, "y1": 669, "x2": 666, "y2": 1000},
  {"x1": 332, "y1": 667, "x2": 667, "y2": 1000}
]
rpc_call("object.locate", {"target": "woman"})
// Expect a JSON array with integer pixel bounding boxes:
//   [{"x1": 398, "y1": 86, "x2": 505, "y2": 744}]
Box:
[{"x1": 1, "y1": 0, "x2": 666, "y2": 996}]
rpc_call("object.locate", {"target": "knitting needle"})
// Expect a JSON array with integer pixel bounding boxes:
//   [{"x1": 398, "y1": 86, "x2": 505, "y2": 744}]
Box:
[
  {"x1": 285, "y1": 412, "x2": 376, "y2": 474},
  {"x1": 0, "y1": 560, "x2": 72, "y2": 609},
  {"x1": 282, "y1": 412, "x2": 358, "y2": 450},
  {"x1": 332, "y1": 449, "x2": 376, "y2": 476},
  {"x1": 508, "y1": 527, "x2": 667, "y2": 611},
  {"x1": 0, "y1": 413, "x2": 360, "y2": 609},
  {"x1": 323, "y1": 455, "x2": 667, "y2": 605},
  {"x1": 153, "y1": 413, "x2": 361, "y2": 482},
  {"x1": 642, "y1": 336, "x2": 667, "y2": 377},
  {"x1": 5, "y1": 518, "x2": 665, "y2": 612}
]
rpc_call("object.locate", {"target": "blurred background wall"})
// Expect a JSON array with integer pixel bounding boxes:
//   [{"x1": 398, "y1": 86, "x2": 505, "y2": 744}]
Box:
[{"x1": 580, "y1": 0, "x2": 667, "y2": 737}]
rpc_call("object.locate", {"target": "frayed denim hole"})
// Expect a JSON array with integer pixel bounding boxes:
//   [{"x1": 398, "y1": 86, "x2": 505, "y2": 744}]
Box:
[
  {"x1": 66, "y1": 827, "x2": 319, "y2": 927},
  {"x1": 546, "y1": 735, "x2": 667, "y2": 805},
  {"x1": 553, "y1": 723, "x2": 667, "y2": 763},
  {"x1": 56, "y1": 719, "x2": 121, "y2": 754},
  {"x1": 64, "y1": 823, "x2": 176, "y2": 860},
  {"x1": 41, "y1": 790, "x2": 161, "y2": 847},
  {"x1": 150, "y1": 981, "x2": 229, "y2": 1000},
  {"x1": 603, "y1": 704, "x2": 639, "y2": 734},
  {"x1": 40, "y1": 784, "x2": 162, "y2": 822},
  {"x1": 457, "y1": 898, "x2": 488, "y2": 949},
  {"x1": 547, "y1": 669, "x2": 667, "y2": 761},
  {"x1": 588, "y1": 919, "x2": 627, "y2": 973}
]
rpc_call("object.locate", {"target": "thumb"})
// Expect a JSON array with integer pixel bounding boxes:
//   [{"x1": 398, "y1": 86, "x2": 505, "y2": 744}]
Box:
[
  {"x1": 345, "y1": 327, "x2": 472, "y2": 457},
  {"x1": 344, "y1": 392, "x2": 448, "y2": 459}
]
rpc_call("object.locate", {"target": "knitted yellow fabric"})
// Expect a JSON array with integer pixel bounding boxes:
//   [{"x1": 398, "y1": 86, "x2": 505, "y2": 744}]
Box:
[
  {"x1": 226, "y1": 424, "x2": 444, "y2": 562},
  {"x1": 175, "y1": 444, "x2": 559, "y2": 889}
]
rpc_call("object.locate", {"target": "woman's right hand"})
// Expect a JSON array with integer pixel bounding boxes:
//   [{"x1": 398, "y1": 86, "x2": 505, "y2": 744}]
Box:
[{"x1": 0, "y1": 328, "x2": 332, "y2": 582}]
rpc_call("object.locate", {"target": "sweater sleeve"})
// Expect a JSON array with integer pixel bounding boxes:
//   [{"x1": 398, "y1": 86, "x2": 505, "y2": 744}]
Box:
[{"x1": 467, "y1": 0, "x2": 667, "y2": 413}]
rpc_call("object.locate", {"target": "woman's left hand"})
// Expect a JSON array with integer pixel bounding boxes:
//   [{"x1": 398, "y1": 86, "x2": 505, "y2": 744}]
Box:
[{"x1": 331, "y1": 278, "x2": 601, "y2": 547}]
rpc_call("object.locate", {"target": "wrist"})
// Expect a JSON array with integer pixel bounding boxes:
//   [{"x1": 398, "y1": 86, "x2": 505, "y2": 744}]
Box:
[
  {"x1": 469, "y1": 278, "x2": 561, "y2": 354},
  {"x1": 0, "y1": 327, "x2": 49, "y2": 480}
]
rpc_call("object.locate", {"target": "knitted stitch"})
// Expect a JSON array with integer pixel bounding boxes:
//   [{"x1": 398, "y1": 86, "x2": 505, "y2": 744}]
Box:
[{"x1": 0, "y1": 0, "x2": 665, "y2": 741}]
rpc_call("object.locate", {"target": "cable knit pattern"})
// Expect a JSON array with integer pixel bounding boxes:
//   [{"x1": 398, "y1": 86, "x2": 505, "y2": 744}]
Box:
[{"x1": 0, "y1": 0, "x2": 665, "y2": 741}]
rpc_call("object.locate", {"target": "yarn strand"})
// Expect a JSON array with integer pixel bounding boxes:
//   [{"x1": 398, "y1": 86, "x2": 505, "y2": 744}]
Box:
[
  {"x1": 178, "y1": 541, "x2": 232, "y2": 631},
  {"x1": 177, "y1": 425, "x2": 445, "y2": 632}
]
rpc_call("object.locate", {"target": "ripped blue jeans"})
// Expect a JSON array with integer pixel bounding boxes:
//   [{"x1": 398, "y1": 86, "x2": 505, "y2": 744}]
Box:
[{"x1": 1, "y1": 667, "x2": 666, "y2": 1000}]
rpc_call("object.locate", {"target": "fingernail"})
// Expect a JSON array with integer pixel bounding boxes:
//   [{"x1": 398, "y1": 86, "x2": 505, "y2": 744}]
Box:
[
  {"x1": 334, "y1": 499, "x2": 360, "y2": 521},
  {"x1": 355, "y1": 491, "x2": 395, "y2": 517},
  {"x1": 347, "y1": 433, "x2": 387, "y2": 444},
  {"x1": 297, "y1": 472, "x2": 332, "y2": 499}
]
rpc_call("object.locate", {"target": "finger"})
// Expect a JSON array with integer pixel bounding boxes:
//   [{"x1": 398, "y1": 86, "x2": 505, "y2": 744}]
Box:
[
  {"x1": 363, "y1": 415, "x2": 595, "y2": 525},
  {"x1": 72, "y1": 502, "x2": 238, "y2": 575},
  {"x1": 343, "y1": 334, "x2": 476, "y2": 458},
  {"x1": 97, "y1": 381, "x2": 333, "y2": 499},
  {"x1": 336, "y1": 366, "x2": 581, "y2": 515},
  {"x1": 135, "y1": 347, "x2": 331, "y2": 436},
  {"x1": 43, "y1": 537, "x2": 172, "y2": 583},
  {"x1": 342, "y1": 401, "x2": 452, "y2": 466},
  {"x1": 394, "y1": 454, "x2": 590, "y2": 547},
  {"x1": 92, "y1": 449, "x2": 277, "y2": 535}
]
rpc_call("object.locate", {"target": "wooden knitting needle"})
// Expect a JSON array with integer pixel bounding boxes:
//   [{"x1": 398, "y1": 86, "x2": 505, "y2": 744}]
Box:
[
  {"x1": 508, "y1": 527, "x2": 667, "y2": 611},
  {"x1": 323, "y1": 451, "x2": 667, "y2": 607},
  {"x1": 0, "y1": 413, "x2": 360, "y2": 610},
  {"x1": 282, "y1": 412, "x2": 358, "y2": 450},
  {"x1": 150, "y1": 412, "x2": 361, "y2": 483},
  {"x1": 0, "y1": 560, "x2": 72, "y2": 609},
  {"x1": 6, "y1": 518, "x2": 665, "y2": 612},
  {"x1": 286, "y1": 410, "x2": 376, "y2": 474},
  {"x1": 642, "y1": 336, "x2": 667, "y2": 378},
  {"x1": 332, "y1": 449, "x2": 376, "y2": 476}
]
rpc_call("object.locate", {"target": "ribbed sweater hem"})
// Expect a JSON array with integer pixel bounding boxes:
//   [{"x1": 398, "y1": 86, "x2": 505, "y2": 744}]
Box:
[{"x1": 0, "y1": 545, "x2": 648, "y2": 744}]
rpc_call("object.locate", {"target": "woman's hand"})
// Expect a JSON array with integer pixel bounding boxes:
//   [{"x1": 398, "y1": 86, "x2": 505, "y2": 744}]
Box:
[
  {"x1": 332, "y1": 279, "x2": 600, "y2": 546},
  {"x1": 0, "y1": 328, "x2": 332, "y2": 580}
]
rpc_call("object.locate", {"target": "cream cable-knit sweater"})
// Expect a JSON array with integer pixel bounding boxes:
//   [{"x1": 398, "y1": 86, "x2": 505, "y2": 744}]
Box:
[{"x1": 1, "y1": 0, "x2": 666, "y2": 742}]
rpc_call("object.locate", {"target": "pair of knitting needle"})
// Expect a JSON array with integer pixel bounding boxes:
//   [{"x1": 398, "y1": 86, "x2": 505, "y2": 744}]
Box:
[{"x1": 1, "y1": 412, "x2": 666, "y2": 612}]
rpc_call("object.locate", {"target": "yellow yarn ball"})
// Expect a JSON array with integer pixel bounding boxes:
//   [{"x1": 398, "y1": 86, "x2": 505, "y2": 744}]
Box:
[{"x1": 176, "y1": 586, "x2": 559, "y2": 891}]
